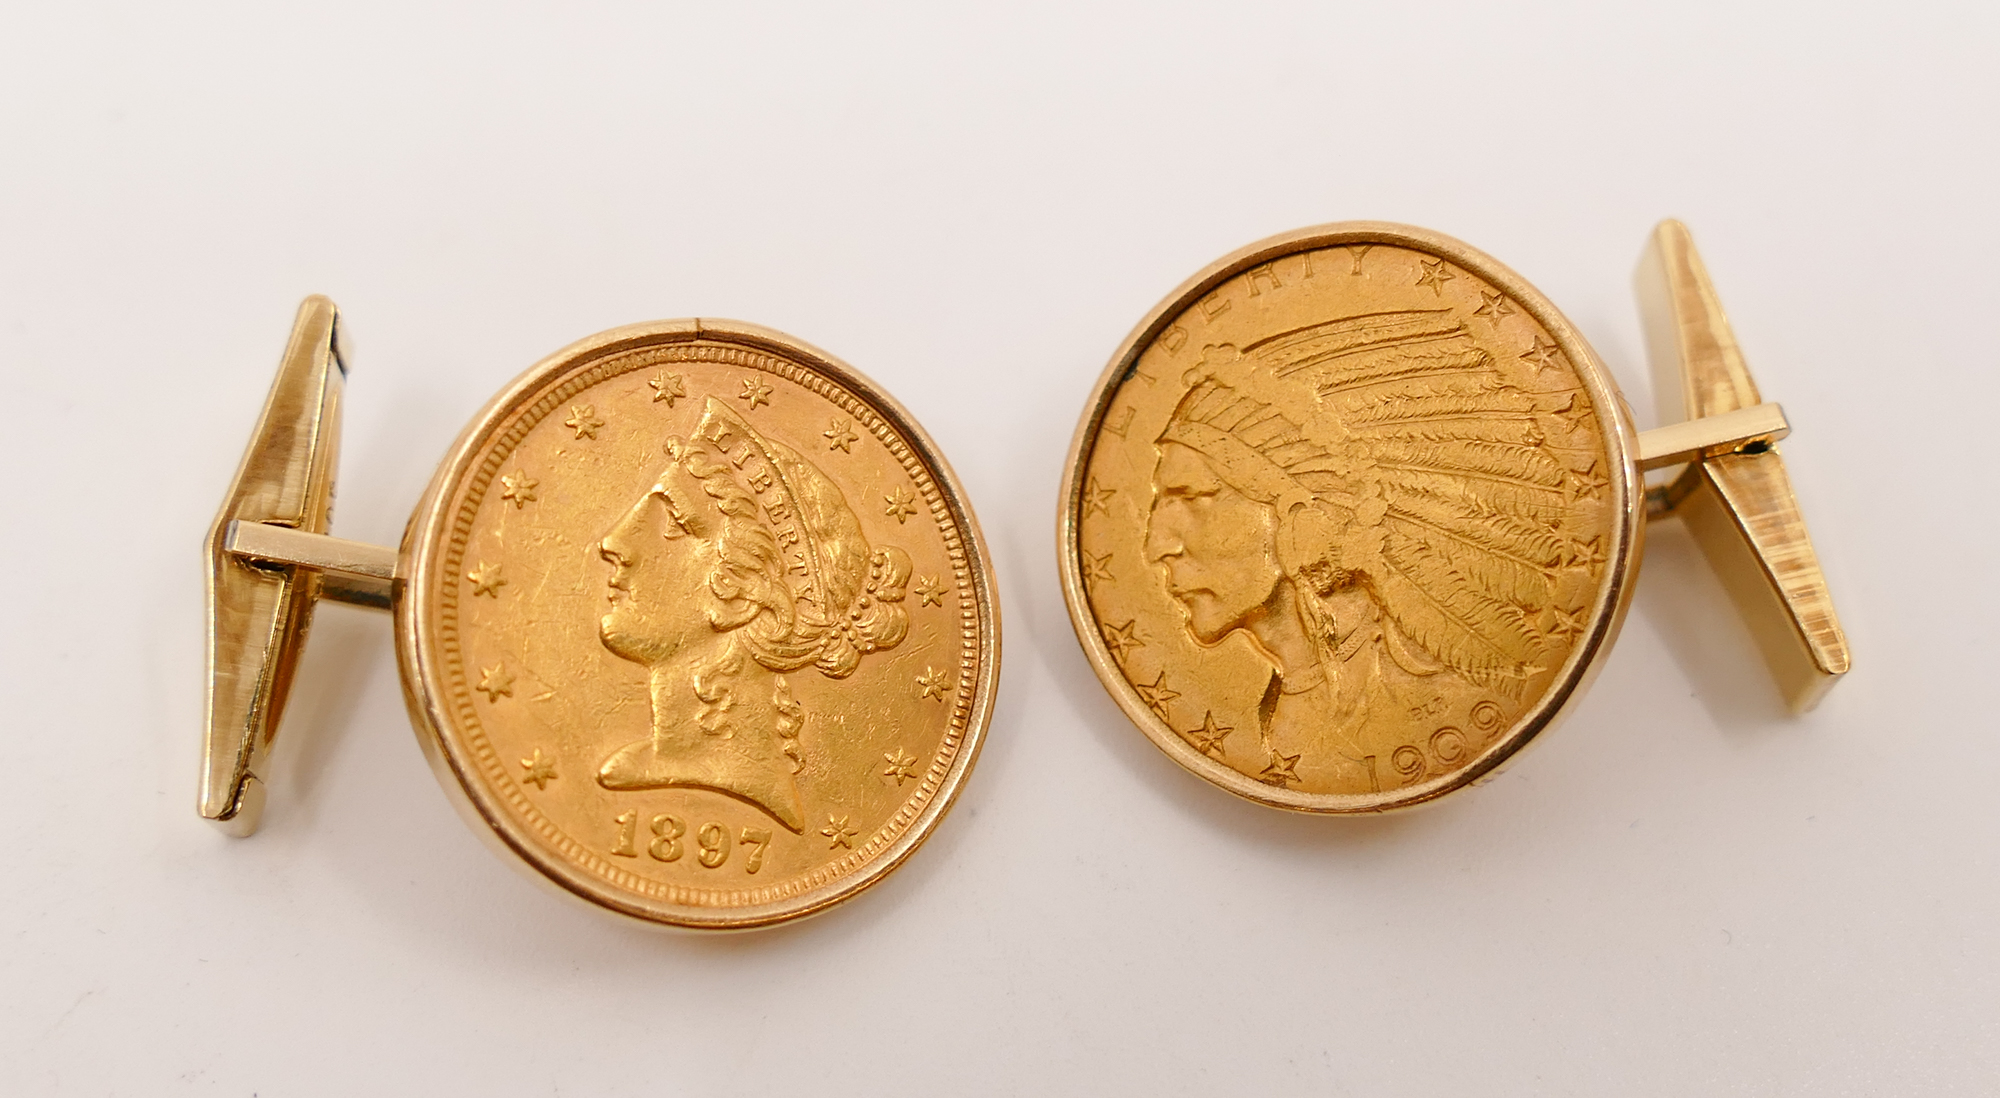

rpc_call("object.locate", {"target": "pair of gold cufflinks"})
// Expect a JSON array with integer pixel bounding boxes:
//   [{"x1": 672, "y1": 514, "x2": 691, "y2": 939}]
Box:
[{"x1": 204, "y1": 219, "x2": 1848, "y2": 928}]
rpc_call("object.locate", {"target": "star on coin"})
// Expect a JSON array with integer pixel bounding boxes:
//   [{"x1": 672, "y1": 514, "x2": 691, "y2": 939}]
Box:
[
  {"x1": 1415, "y1": 257, "x2": 1456, "y2": 296},
  {"x1": 1473, "y1": 290, "x2": 1517, "y2": 326},
  {"x1": 821, "y1": 815, "x2": 858, "y2": 850},
  {"x1": 519, "y1": 747, "x2": 557, "y2": 790},
  {"x1": 1083, "y1": 477, "x2": 1116, "y2": 517},
  {"x1": 1568, "y1": 461, "x2": 1609, "y2": 500},
  {"x1": 1100, "y1": 619, "x2": 1144, "y2": 664},
  {"x1": 916, "y1": 666, "x2": 951, "y2": 701},
  {"x1": 476, "y1": 663, "x2": 515, "y2": 702},
  {"x1": 884, "y1": 486, "x2": 919, "y2": 524},
  {"x1": 467, "y1": 560, "x2": 507, "y2": 597},
  {"x1": 881, "y1": 748, "x2": 921, "y2": 787},
  {"x1": 1520, "y1": 334, "x2": 1562, "y2": 374},
  {"x1": 1555, "y1": 392, "x2": 1594, "y2": 430},
  {"x1": 564, "y1": 404, "x2": 604, "y2": 440},
  {"x1": 1567, "y1": 535, "x2": 1606, "y2": 569},
  {"x1": 1260, "y1": 750, "x2": 1301, "y2": 787},
  {"x1": 1184, "y1": 711, "x2": 1233, "y2": 759},
  {"x1": 1546, "y1": 604, "x2": 1586, "y2": 639},
  {"x1": 739, "y1": 376, "x2": 772, "y2": 409},
  {"x1": 914, "y1": 575, "x2": 945, "y2": 607},
  {"x1": 648, "y1": 371, "x2": 686, "y2": 406},
  {"x1": 1133, "y1": 671, "x2": 1181, "y2": 721},
  {"x1": 498, "y1": 470, "x2": 538, "y2": 508},
  {"x1": 824, "y1": 417, "x2": 859, "y2": 453},
  {"x1": 1083, "y1": 551, "x2": 1114, "y2": 584}
]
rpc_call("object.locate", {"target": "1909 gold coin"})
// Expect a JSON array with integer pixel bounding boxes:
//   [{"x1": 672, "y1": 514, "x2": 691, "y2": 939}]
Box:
[
  {"x1": 401, "y1": 321, "x2": 999, "y2": 926},
  {"x1": 1059, "y1": 223, "x2": 1641, "y2": 812}
]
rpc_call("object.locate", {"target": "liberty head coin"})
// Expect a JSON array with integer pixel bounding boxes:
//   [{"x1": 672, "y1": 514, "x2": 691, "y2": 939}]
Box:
[
  {"x1": 207, "y1": 305, "x2": 997, "y2": 929},
  {"x1": 398, "y1": 320, "x2": 999, "y2": 926}
]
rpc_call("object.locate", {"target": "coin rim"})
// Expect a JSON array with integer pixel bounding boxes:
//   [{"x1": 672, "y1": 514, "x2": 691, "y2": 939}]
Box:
[
  {"x1": 396, "y1": 319, "x2": 1001, "y2": 929},
  {"x1": 1056, "y1": 222, "x2": 1643, "y2": 813}
]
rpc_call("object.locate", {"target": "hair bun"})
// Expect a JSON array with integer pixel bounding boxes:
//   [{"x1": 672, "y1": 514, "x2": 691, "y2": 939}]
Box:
[
  {"x1": 812, "y1": 546, "x2": 913, "y2": 677},
  {"x1": 850, "y1": 546, "x2": 912, "y2": 647},
  {"x1": 865, "y1": 546, "x2": 911, "y2": 600}
]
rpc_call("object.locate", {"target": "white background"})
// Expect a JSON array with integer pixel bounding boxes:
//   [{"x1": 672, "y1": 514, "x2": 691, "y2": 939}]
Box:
[{"x1": 2, "y1": 2, "x2": 1995, "y2": 1094}]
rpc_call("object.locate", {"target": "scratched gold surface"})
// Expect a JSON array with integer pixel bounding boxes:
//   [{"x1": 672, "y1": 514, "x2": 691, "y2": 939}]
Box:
[
  {"x1": 404, "y1": 324, "x2": 994, "y2": 926},
  {"x1": 1066, "y1": 230, "x2": 1627, "y2": 811}
]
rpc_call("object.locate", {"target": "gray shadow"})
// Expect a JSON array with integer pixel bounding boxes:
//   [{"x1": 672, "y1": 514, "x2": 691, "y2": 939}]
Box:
[
  {"x1": 1631, "y1": 518, "x2": 1788, "y2": 729},
  {"x1": 261, "y1": 602, "x2": 391, "y2": 831}
]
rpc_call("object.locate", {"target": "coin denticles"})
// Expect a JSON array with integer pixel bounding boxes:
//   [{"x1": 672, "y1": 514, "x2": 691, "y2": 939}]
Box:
[
  {"x1": 403, "y1": 322, "x2": 997, "y2": 927},
  {"x1": 1062, "y1": 225, "x2": 1638, "y2": 813}
]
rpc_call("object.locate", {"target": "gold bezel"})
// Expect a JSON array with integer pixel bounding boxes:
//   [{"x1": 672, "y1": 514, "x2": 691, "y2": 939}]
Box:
[
  {"x1": 1056, "y1": 222, "x2": 1643, "y2": 813},
  {"x1": 396, "y1": 319, "x2": 1001, "y2": 928}
]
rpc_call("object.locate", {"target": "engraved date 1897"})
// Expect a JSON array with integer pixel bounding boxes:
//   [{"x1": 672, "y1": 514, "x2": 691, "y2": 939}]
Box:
[{"x1": 609, "y1": 811, "x2": 773, "y2": 873}]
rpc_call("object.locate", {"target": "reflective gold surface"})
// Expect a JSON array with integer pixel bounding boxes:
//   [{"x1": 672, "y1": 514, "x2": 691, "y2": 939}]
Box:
[
  {"x1": 203, "y1": 309, "x2": 998, "y2": 929},
  {"x1": 224, "y1": 521, "x2": 396, "y2": 608},
  {"x1": 1059, "y1": 224, "x2": 1642, "y2": 812},
  {"x1": 1635, "y1": 220, "x2": 1849, "y2": 711},
  {"x1": 1635, "y1": 402, "x2": 1788, "y2": 472},
  {"x1": 399, "y1": 320, "x2": 998, "y2": 928},
  {"x1": 201, "y1": 296, "x2": 347, "y2": 835}
]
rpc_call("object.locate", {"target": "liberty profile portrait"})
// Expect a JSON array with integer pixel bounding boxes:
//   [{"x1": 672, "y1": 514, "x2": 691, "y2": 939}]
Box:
[
  {"x1": 1143, "y1": 309, "x2": 1584, "y2": 791},
  {"x1": 595, "y1": 396, "x2": 912, "y2": 832}
]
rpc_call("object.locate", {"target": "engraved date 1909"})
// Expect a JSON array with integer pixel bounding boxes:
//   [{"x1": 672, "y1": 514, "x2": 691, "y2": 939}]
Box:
[
  {"x1": 609, "y1": 811, "x2": 772, "y2": 873},
  {"x1": 1378, "y1": 700, "x2": 1509, "y2": 788}
]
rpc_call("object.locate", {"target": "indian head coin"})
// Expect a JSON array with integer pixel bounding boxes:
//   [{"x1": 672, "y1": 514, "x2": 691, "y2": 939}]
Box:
[{"x1": 1058, "y1": 223, "x2": 1642, "y2": 812}]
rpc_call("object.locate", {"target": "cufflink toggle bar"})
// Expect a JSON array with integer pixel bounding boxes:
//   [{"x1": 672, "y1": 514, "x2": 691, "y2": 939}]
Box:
[
  {"x1": 201, "y1": 296, "x2": 398, "y2": 835},
  {"x1": 1630, "y1": 221, "x2": 1850, "y2": 712}
]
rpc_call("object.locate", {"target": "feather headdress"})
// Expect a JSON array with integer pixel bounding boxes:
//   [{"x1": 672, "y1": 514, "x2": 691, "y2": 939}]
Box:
[{"x1": 1157, "y1": 310, "x2": 1586, "y2": 697}]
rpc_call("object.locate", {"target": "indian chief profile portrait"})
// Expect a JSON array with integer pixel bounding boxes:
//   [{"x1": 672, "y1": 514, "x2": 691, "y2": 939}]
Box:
[
  {"x1": 595, "y1": 397, "x2": 912, "y2": 832},
  {"x1": 1143, "y1": 309, "x2": 1592, "y2": 793}
]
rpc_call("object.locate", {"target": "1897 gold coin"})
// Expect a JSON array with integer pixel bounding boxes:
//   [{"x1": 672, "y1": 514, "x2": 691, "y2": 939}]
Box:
[
  {"x1": 1060, "y1": 220, "x2": 1849, "y2": 813},
  {"x1": 206, "y1": 310, "x2": 999, "y2": 928}
]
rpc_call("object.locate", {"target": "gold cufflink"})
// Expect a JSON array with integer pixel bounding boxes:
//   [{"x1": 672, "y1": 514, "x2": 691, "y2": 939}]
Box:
[
  {"x1": 1633, "y1": 222, "x2": 1848, "y2": 711},
  {"x1": 204, "y1": 302, "x2": 999, "y2": 927},
  {"x1": 1058, "y1": 220, "x2": 1848, "y2": 812}
]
